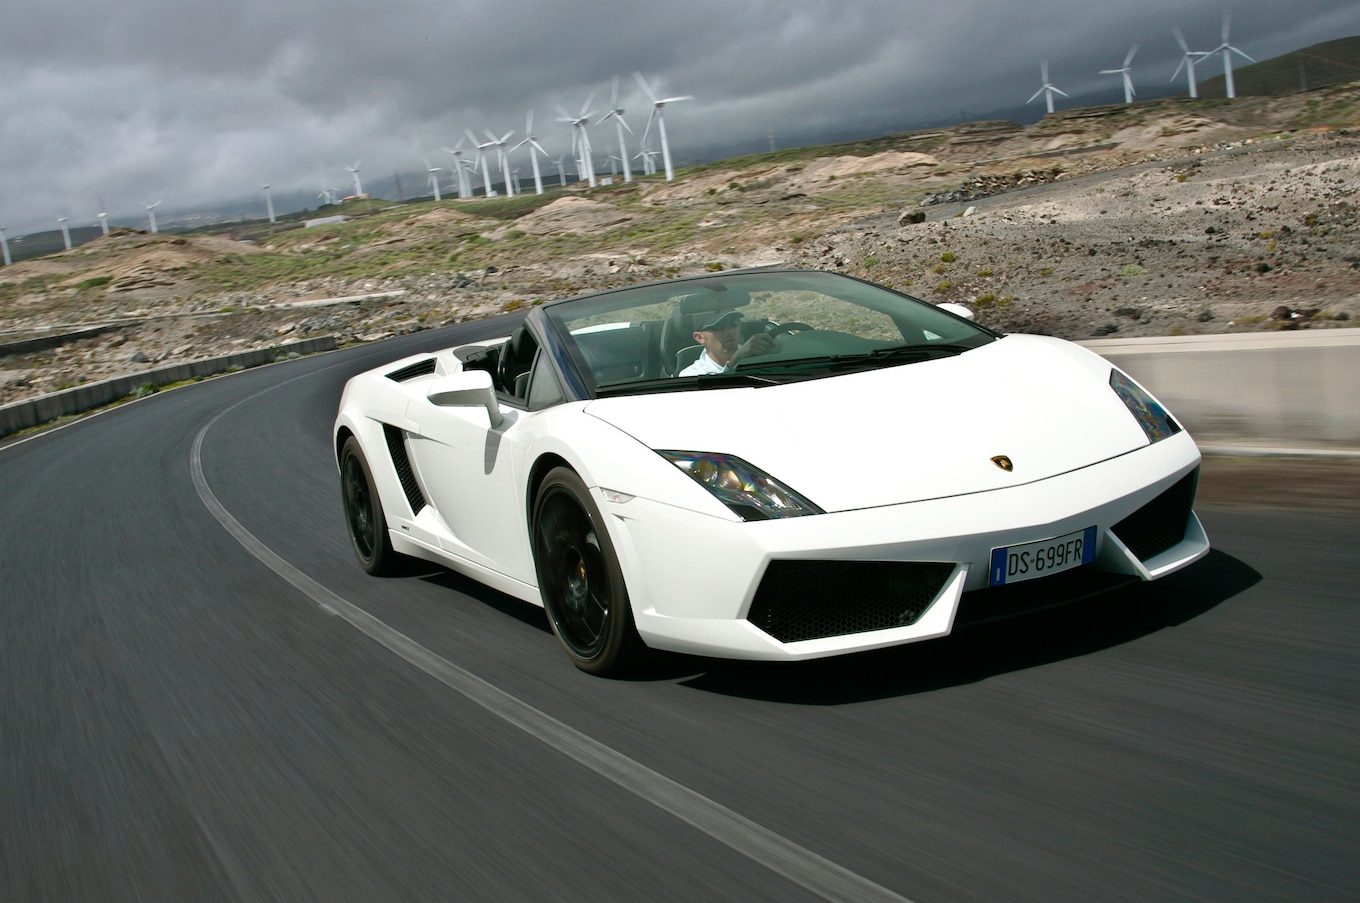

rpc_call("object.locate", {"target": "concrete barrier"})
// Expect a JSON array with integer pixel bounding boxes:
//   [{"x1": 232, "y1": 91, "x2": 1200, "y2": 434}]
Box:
[
  {"x1": 0, "y1": 336, "x2": 338, "y2": 438},
  {"x1": 3, "y1": 328, "x2": 1357, "y2": 450},
  {"x1": 1081, "y1": 328, "x2": 1360, "y2": 449}
]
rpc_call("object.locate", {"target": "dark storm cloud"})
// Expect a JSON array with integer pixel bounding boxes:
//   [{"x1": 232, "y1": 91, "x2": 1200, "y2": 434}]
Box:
[{"x1": 1, "y1": 0, "x2": 1355, "y2": 234}]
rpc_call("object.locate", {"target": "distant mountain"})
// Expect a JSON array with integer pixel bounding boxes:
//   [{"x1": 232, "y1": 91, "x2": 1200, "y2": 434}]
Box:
[{"x1": 1198, "y1": 35, "x2": 1360, "y2": 97}]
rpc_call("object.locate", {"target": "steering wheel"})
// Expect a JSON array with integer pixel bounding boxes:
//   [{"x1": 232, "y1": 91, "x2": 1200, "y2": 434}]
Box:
[{"x1": 764, "y1": 321, "x2": 814, "y2": 338}]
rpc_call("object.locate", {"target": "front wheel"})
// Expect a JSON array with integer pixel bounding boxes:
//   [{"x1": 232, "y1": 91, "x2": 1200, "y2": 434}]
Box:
[{"x1": 532, "y1": 467, "x2": 644, "y2": 675}]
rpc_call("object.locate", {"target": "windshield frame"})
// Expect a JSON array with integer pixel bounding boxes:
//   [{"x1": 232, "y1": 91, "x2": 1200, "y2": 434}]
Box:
[{"x1": 539, "y1": 268, "x2": 1000, "y2": 399}]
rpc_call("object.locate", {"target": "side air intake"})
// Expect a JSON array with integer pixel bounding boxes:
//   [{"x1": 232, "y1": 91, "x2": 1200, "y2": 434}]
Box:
[{"x1": 382, "y1": 424, "x2": 427, "y2": 514}]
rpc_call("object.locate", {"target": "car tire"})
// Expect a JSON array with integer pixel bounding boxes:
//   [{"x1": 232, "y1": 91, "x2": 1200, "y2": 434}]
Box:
[
  {"x1": 532, "y1": 467, "x2": 644, "y2": 675},
  {"x1": 340, "y1": 435, "x2": 402, "y2": 576}
]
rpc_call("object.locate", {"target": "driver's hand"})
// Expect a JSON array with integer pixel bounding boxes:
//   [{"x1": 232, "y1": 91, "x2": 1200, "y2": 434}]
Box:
[{"x1": 730, "y1": 332, "x2": 775, "y2": 365}]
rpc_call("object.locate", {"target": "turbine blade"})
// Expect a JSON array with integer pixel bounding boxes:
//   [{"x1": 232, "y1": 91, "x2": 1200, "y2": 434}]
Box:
[
  {"x1": 1125, "y1": 44, "x2": 1139, "y2": 66},
  {"x1": 1222, "y1": 10, "x2": 1231, "y2": 43},
  {"x1": 618, "y1": 117, "x2": 634, "y2": 135},
  {"x1": 578, "y1": 90, "x2": 598, "y2": 118},
  {"x1": 1171, "y1": 57, "x2": 1186, "y2": 80},
  {"x1": 1041, "y1": 59, "x2": 1049, "y2": 81},
  {"x1": 633, "y1": 71, "x2": 658, "y2": 102},
  {"x1": 1173, "y1": 26, "x2": 1189, "y2": 52},
  {"x1": 525, "y1": 110, "x2": 534, "y2": 135},
  {"x1": 1053, "y1": 86, "x2": 1070, "y2": 98},
  {"x1": 1230, "y1": 46, "x2": 1256, "y2": 63},
  {"x1": 658, "y1": 95, "x2": 693, "y2": 104},
  {"x1": 1027, "y1": 87, "x2": 1045, "y2": 104},
  {"x1": 610, "y1": 74, "x2": 620, "y2": 109}
]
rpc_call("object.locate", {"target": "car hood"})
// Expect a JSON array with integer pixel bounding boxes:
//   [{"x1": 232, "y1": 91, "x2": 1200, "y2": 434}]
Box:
[{"x1": 583, "y1": 335, "x2": 1152, "y2": 513}]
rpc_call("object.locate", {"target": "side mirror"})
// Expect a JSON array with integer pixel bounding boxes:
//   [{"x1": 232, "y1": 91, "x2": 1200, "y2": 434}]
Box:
[
  {"x1": 938, "y1": 302, "x2": 976, "y2": 321},
  {"x1": 426, "y1": 369, "x2": 504, "y2": 427}
]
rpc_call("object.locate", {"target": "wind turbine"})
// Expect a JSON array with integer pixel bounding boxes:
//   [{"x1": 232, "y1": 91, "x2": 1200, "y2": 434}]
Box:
[
  {"x1": 1171, "y1": 27, "x2": 1210, "y2": 98},
  {"x1": 1100, "y1": 44, "x2": 1140, "y2": 104},
  {"x1": 0, "y1": 227, "x2": 10, "y2": 266},
  {"x1": 97, "y1": 195, "x2": 109, "y2": 235},
  {"x1": 553, "y1": 155, "x2": 568, "y2": 186},
  {"x1": 510, "y1": 111, "x2": 549, "y2": 195},
  {"x1": 317, "y1": 184, "x2": 340, "y2": 206},
  {"x1": 465, "y1": 130, "x2": 498, "y2": 196},
  {"x1": 484, "y1": 128, "x2": 516, "y2": 197},
  {"x1": 442, "y1": 137, "x2": 473, "y2": 198},
  {"x1": 57, "y1": 216, "x2": 72, "y2": 250},
  {"x1": 1207, "y1": 11, "x2": 1255, "y2": 99},
  {"x1": 1027, "y1": 60, "x2": 1068, "y2": 114},
  {"x1": 345, "y1": 160, "x2": 363, "y2": 197},
  {"x1": 143, "y1": 199, "x2": 163, "y2": 234},
  {"x1": 634, "y1": 71, "x2": 692, "y2": 181},
  {"x1": 600, "y1": 75, "x2": 634, "y2": 183},
  {"x1": 422, "y1": 156, "x2": 444, "y2": 200},
  {"x1": 556, "y1": 92, "x2": 599, "y2": 188},
  {"x1": 261, "y1": 182, "x2": 277, "y2": 223}
]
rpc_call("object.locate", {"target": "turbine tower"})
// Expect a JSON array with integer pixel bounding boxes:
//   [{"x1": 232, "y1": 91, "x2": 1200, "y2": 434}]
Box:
[
  {"x1": 553, "y1": 155, "x2": 568, "y2": 186},
  {"x1": 1027, "y1": 60, "x2": 1068, "y2": 114},
  {"x1": 600, "y1": 75, "x2": 634, "y2": 183},
  {"x1": 143, "y1": 199, "x2": 163, "y2": 234},
  {"x1": 442, "y1": 138, "x2": 473, "y2": 199},
  {"x1": 97, "y1": 196, "x2": 110, "y2": 235},
  {"x1": 510, "y1": 111, "x2": 549, "y2": 195},
  {"x1": 1171, "y1": 27, "x2": 1210, "y2": 98},
  {"x1": 1100, "y1": 44, "x2": 1140, "y2": 104},
  {"x1": 484, "y1": 128, "x2": 517, "y2": 197},
  {"x1": 0, "y1": 227, "x2": 11, "y2": 266},
  {"x1": 556, "y1": 92, "x2": 599, "y2": 188},
  {"x1": 345, "y1": 160, "x2": 363, "y2": 197},
  {"x1": 634, "y1": 71, "x2": 692, "y2": 181},
  {"x1": 465, "y1": 130, "x2": 498, "y2": 197},
  {"x1": 1208, "y1": 10, "x2": 1255, "y2": 99},
  {"x1": 422, "y1": 156, "x2": 444, "y2": 200},
  {"x1": 58, "y1": 216, "x2": 71, "y2": 250},
  {"x1": 261, "y1": 182, "x2": 277, "y2": 223}
]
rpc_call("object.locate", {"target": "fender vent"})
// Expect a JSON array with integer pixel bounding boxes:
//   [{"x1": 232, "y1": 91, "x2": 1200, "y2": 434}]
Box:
[
  {"x1": 382, "y1": 424, "x2": 427, "y2": 514},
  {"x1": 1112, "y1": 468, "x2": 1198, "y2": 562},
  {"x1": 748, "y1": 560, "x2": 955, "y2": 643},
  {"x1": 387, "y1": 359, "x2": 437, "y2": 382}
]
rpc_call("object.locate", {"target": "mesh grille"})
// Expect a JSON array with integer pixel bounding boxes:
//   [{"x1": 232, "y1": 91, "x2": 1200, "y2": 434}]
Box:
[
  {"x1": 748, "y1": 560, "x2": 954, "y2": 643},
  {"x1": 382, "y1": 424, "x2": 426, "y2": 514},
  {"x1": 386, "y1": 359, "x2": 437, "y2": 382},
  {"x1": 1112, "y1": 468, "x2": 1198, "y2": 562}
]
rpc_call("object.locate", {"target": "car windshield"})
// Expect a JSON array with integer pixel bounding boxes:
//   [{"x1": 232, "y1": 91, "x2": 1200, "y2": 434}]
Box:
[{"x1": 542, "y1": 270, "x2": 997, "y2": 395}]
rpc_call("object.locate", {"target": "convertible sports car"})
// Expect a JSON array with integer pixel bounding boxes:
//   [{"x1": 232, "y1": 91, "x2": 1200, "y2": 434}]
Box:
[{"x1": 334, "y1": 269, "x2": 1209, "y2": 674}]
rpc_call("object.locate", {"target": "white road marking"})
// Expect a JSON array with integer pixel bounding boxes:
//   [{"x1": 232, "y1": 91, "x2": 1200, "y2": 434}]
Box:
[{"x1": 190, "y1": 369, "x2": 911, "y2": 903}]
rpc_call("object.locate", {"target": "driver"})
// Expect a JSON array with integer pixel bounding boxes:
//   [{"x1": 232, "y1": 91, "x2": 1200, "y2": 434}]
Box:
[{"x1": 678, "y1": 310, "x2": 775, "y2": 376}]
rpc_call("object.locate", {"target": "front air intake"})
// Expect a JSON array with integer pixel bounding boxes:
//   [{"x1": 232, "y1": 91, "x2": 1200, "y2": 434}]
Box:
[
  {"x1": 1111, "y1": 468, "x2": 1198, "y2": 562},
  {"x1": 748, "y1": 560, "x2": 954, "y2": 643}
]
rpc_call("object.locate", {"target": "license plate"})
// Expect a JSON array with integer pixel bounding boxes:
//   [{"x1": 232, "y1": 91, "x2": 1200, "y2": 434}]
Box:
[{"x1": 989, "y1": 526, "x2": 1097, "y2": 586}]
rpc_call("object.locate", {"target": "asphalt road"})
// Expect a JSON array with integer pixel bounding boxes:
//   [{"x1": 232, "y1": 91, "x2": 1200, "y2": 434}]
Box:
[{"x1": 3, "y1": 321, "x2": 1357, "y2": 902}]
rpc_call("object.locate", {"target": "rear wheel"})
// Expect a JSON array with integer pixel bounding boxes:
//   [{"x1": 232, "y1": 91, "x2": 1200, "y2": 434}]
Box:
[
  {"x1": 532, "y1": 467, "x2": 643, "y2": 675},
  {"x1": 340, "y1": 436, "x2": 401, "y2": 576}
]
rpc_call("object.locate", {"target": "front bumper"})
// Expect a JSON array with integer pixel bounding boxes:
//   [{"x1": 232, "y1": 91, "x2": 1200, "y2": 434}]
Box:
[{"x1": 599, "y1": 432, "x2": 1208, "y2": 661}]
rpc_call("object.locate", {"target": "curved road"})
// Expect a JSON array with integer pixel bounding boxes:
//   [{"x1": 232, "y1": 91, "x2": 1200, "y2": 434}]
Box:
[{"x1": 3, "y1": 320, "x2": 1357, "y2": 901}]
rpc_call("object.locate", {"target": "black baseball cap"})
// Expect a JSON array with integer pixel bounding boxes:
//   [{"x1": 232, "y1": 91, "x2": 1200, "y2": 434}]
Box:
[{"x1": 697, "y1": 310, "x2": 742, "y2": 330}]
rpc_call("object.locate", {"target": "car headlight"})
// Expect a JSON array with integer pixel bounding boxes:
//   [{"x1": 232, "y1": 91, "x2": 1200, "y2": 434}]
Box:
[
  {"x1": 1110, "y1": 369, "x2": 1181, "y2": 443},
  {"x1": 657, "y1": 451, "x2": 823, "y2": 521}
]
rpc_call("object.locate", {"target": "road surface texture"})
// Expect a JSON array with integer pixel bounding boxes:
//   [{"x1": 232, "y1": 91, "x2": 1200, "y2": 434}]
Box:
[{"x1": 3, "y1": 321, "x2": 1356, "y2": 901}]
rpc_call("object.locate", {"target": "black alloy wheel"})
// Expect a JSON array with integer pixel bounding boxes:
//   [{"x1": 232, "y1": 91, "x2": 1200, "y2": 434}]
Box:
[
  {"x1": 340, "y1": 436, "x2": 399, "y2": 575},
  {"x1": 532, "y1": 467, "x2": 643, "y2": 674}
]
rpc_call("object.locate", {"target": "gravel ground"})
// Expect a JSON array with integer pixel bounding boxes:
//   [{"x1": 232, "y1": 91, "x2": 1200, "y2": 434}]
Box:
[{"x1": 2, "y1": 94, "x2": 1357, "y2": 407}]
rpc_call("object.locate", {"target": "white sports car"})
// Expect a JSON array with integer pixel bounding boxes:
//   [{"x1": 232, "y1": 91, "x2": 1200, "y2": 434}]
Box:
[{"x1": 334, "y1": 269, "x2": 1209, "y2": 674}]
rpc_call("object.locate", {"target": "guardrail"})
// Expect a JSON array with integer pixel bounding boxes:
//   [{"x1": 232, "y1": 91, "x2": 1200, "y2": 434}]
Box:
[
  {"x1": 3, "y1": 328, "x2": 1356, "y2": 450},
  {"x1": 1081, "y1": 328, "x2": 1360, "y2": 450},
  {"x1": 0, "y1": 336, "x2": 337, "y2": 439}
]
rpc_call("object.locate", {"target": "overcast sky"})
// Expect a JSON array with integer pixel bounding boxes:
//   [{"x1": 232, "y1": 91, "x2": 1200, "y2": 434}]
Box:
[{"x1": 1, "y1": 0, "x2": 1355, "y2": 236}]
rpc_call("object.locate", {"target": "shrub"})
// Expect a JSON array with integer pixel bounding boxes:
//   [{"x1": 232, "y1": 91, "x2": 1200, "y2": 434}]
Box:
[{"x1": 940, "y1": 251, "x2": 956, "y2": 263}]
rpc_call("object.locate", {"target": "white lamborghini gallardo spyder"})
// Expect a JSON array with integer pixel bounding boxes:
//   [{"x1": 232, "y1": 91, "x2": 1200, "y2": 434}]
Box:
[{"x1": 335, "y1": 269, "x2": 1209, "y2": 674}]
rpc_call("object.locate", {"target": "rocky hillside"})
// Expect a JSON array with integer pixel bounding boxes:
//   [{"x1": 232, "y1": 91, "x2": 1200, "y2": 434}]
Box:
[{"x1": 1, "y1": 84, "x2": 1357, "y2": 406}]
